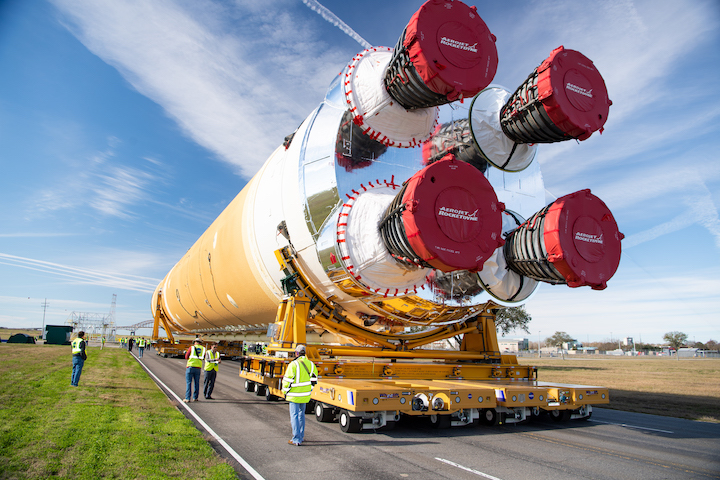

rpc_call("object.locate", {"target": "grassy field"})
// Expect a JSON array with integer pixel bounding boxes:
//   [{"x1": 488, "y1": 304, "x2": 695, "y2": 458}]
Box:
[
  {"x1": 519, "y1": 356, "x2": 720, "y2": 422},
  {"x1": 0, "y1": 344, "x2": 236, "y2": 479}
]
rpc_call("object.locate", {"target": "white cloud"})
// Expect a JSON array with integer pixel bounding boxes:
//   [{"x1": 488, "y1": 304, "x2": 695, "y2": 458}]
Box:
[
  {"x1": 51, "y1": 0, "x2": 351, "y2": 178},
  {"x1": 30, "y1": 140, "x2": 159, "y2": 220},
  {"x1": 0, "y1": 253, "x2": 160, "y2": 293}
]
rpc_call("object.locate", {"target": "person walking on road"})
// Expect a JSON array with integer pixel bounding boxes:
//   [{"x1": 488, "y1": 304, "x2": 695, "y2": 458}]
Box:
[
  {"x1": 184, "y1": 339, "x2": 206, "y2": 403},
  {"x1": 281, "y1": 344, "x2": 318, "y2": 446},
  {"x1": 137, "y1": 337, "x2": 146, "y2": 357},
  {"x1": 203, "y1": 343, "x2": 221, "y2": 399},
  {"x1": 70, "y1": 331, "x2": 88, "y2": 387}
]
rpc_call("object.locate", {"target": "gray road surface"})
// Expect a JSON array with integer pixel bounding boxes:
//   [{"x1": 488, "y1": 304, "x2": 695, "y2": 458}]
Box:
[{"x1": 133, "y1": 348, "x2": 720, "y2": 480}]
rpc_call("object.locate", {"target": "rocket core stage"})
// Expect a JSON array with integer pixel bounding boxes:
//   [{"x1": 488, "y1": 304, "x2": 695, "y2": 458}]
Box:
[{"x1": 152, "y1": 0, "x2": 621, "y2": 338}]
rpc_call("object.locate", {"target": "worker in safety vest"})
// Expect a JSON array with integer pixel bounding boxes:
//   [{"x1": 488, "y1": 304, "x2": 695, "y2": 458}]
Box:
[
  {"x1": 137, "y1": 337, "x2": 146, "y2": 358},
  {"x1": 281, "y1": 344, "x2": 318, "y2": 446},
  {"x1": 70, "y1": 331, "x2": 88, "y2": 387},
  {"x1": 184, "y1": 339, "x2": 206, "y2": 403},
  {"x1": 101, "y1": 336, "x2": 105, "y2": 350},
  {"x1": 203, "y1": 343, "x2": 221, "y2": 399}
]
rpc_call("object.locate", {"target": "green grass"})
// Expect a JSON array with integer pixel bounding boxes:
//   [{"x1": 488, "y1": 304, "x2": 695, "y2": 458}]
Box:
[
  {"x1": 0, "y1": 344, "x2": 237, "y2": 479},
  {"x1": 519, "y1": 356, "x2": 720, "y2": 423}
]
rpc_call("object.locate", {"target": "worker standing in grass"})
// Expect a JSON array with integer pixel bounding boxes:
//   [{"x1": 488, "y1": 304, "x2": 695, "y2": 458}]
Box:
[
  {"x1": 101, "y1": 336, "x2": 105, "y2": 350},
  {"x1": 203, "y1": 343, "x2": 221, "y2": 399},
  {"x1": 281, "y1": 344, "x2": 318, "y2": 446},
  {"x1": 70, "y1": 331, "x2": 87, "y2": 387},
  {"x1": 184, "y1": 339, "x2": 206, "y2": 403}
]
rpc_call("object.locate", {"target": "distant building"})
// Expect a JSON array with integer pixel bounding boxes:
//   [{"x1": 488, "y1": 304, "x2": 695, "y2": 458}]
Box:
[
  {"x1": 623, "y1": 337, "x2": 634, "y2": 347},
  {"x1": 562, "y1": 340, "x2": 582, "y2": 350},
  {"x1": 499, "y1": 338, "x2": 529, "y2": 352}
]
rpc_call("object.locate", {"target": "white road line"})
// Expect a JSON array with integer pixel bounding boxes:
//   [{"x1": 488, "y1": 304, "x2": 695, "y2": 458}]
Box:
[
  {"x1": 436, "y1": 458, "x2": 504, "y2": 480},
  {"x1": 590, "y1": 419, "x2": 674, "y2": 434},
  {"x1": 133, "y1": 353, "x2": 267, "y2": 480}
]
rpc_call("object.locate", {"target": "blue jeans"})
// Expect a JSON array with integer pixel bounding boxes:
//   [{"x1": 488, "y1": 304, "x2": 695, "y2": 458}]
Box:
[
  {"x1": 203, "y1": 369, "x2": 217, "y2": 398},
  {"x1": 71, "y1": 355, "x2": 84, "y2": 386},
  {"x1": 138, "y1": 347, "x2": 144, "y2": 357},
  {"x1": 289, "y1": 402, "x2": 306, "y2": 444},
  {"x1": 185, "y1": 367, "x2": 201, "y2": 400}
]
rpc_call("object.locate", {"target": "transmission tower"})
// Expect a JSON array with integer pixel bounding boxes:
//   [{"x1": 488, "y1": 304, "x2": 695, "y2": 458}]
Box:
[{"x1": 65, "y1": 294, "x2": 118, "y2": 341}]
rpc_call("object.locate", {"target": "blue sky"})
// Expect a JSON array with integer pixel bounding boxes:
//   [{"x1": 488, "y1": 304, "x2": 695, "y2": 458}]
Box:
[{"x1": 1, "y1": 0, "x2": 718, "y2": 344}]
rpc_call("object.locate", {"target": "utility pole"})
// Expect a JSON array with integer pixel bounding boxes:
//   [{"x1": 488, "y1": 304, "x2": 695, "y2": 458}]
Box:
[
  {"x1": 41, "y1": 299, "x2": 49, "y2": 342},
  {"x1": 538, "y1": 331, "x2": 541, "y2": 358}
]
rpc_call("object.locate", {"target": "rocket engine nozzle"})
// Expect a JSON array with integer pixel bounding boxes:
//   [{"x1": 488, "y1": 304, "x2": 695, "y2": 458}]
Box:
[
  {"x1": 384, "y1": 0, "x2": 498, "y2": 110},
  {"x1": 379, "y1": 156, "x2": 504, "y2": 273},
  {"x1": 504, "y1": 189, "x2": 623, "y2": 290},
  {"x1": 500, "y1": 46, "x2": 612, "y2": 143}
]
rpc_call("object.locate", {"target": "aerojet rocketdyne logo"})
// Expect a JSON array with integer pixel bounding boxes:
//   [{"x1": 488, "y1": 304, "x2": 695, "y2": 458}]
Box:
[
  {"x1": 566, "y1": 83, "x2": 593, "y2": 98},
  {"x1": 438, "y1": 206, "x2": 478, "y2": 221},
  {"x1": 439, "y1": 37, "x2": 478, "y2": 53},
  {"x1": 574, "y1": 232, "x2": 603, "y2": 244}
]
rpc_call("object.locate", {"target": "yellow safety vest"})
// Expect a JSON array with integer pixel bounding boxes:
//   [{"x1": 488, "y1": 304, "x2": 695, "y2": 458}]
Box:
[
  {"x1": 71, "y1": 338, "x2": 84, "y2": 355},
  {"x1": 282, "y1": 356, "x2": 318, "y2": 403},
  {"x1": 204, "y1": 350, "x2": 220, "y2": 372},
  {"x1": 186, "y1": 345, "x2": 205, "y2": 368}
]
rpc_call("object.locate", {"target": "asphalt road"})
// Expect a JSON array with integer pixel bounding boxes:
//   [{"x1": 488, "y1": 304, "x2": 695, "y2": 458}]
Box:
[{"x1": 133, "y1": 348, "x2": 720, "y2": 480}]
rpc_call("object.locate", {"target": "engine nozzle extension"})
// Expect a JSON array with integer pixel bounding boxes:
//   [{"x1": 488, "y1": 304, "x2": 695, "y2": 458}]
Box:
[
  {"x1": 504, "y1": 189, "x2": 623, "y2": 290},
  {"x1": 384, "y1": 0, "x2": 498, "y2": 110},
  {"x1": 379, "y1": 156, "x2": 504, "y2": 273}
]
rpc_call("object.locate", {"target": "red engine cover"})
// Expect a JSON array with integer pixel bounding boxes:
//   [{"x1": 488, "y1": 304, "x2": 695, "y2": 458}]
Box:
[
  {"x1": 404, "y1": 0, "x2": 498, "y2": 101},
  {"x1": 536, "y1": 46, "x2": 612, "y2": 140},
  {"x1": 543, "y1": 189, "x2": 623, "y2": 289},
  {"x1": 401, "y1": 157, "x2": 504, "y2": 272}
]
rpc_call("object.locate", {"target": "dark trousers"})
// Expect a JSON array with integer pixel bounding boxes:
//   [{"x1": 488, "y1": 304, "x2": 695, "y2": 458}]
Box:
[{"x1": 203, "y1": 369, "x2": 217, "y2": 398}]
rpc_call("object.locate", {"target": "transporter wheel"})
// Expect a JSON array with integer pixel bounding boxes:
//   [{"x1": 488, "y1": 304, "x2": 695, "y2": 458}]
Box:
[
  {"x1": 481, "y1": 408, "x2": 498, "y2": 426},
  {"x1": 265, "y1": 388, "x2": 279, "y2": 402},
  {"x1": 576, "y1": 409, "x2": 592, "y2": 421},
  {"x1": 339, "y1": 410, "x2": 362, "y2": 433},
  {"x1": 305, "y1": 400, "x2": 316, "y2": 414},
  {"x1": 528, "y1": 407, "x2": 544, "y2": 422},
  {"x1": 550, "y1": 409, "x2": 571, "y2": 423},
  {"x1": 255, "y1": 384, "x2": 267, "y2": 397},
  {"x1": 315, "y1": 403, "x2": 335, "y2": 422},
  {"x1": 244, "y1": 380, "x2": 255, "y2": 393},
  {"x1": 429, "y1": 414, "x2": 451, "y2": 429}
]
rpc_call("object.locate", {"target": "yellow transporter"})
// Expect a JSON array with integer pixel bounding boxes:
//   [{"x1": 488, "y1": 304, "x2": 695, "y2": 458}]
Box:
[{"x1": 234, "y1": 247, "x2": 608, "y2": 433}]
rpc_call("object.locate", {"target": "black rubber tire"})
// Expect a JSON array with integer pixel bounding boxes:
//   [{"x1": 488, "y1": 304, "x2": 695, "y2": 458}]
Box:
[
  {"x1": 244, "y1": 380, "x2": 255, "y2": 393},
  {"x1": 339, "y1": 410, "x2": 362, "y2": 433},
  {"x1": 528, "y1": 407, "x2": 544, "y2": 422},
  {"x1": 304, "y1": 400, "x2": 316, "y2": 414},
  {"x1": 315, "y1": 403, "x2": 335, "y2": 423},
  {"x1": 265, "y1": 388, "x2": 278, "y2": 402},
  {"x1": 550, "y1": 409, "x2": 571, "y2": 423},
  {"x1": 429, "y1": 414, "x2": 451, "y2": 429},
  {"x1": 255, "y1": 384, "x2": 266, "y2": 397},
  {"x1": 482, "y1": 408, "x2": 498, "y2": 426}
]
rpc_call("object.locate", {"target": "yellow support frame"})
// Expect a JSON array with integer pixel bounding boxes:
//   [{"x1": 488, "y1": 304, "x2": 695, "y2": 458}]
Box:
[{"x1": 238, "y1": 247, "x2": 609, "y2": 424}]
